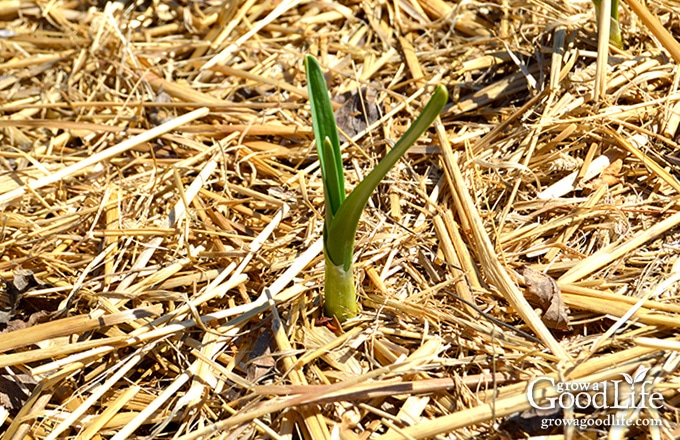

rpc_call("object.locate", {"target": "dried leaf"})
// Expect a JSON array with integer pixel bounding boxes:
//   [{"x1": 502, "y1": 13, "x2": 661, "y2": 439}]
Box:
[
  {"x1": 0, "y1": 373, "x2": 37, "y2": 414},
  {"x1": 0, "y1": 269, "x2": 59, "y2": 331},
  {"x1": 522, "y1": 267, "x2": 569, "y2": 330},
  {"x1": 335, "y1": 87, "x2": 380, "y2": 140},
  {"x1": 246, "y1": 328, "x2": 276, "y2": 384},
  {"x1": 543, "y1": 293, "x2": 569, "y2": 330},
  {"x1": 0, "y1": 275, "x2": 22, "y2": 326},
  {"x1": 0, "y1": 310, "x2": 14, "y2": 326},
  {"x1": 501, "y1": 406, "x2": 563, "y2": 436}
]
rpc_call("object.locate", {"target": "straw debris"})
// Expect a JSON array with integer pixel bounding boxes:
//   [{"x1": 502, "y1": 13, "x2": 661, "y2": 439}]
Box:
[{"x1": 1, "y1": 0, "x2": 680, "y2": 438}]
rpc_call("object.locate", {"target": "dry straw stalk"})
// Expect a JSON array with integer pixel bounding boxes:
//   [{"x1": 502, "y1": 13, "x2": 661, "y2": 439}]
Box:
[{"x1": 2, "y1": 0, "x2": 680, "y2": 438}]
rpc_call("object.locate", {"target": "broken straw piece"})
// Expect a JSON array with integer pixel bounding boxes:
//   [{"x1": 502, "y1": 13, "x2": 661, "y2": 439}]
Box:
[
  {"x1": 537, "y1": 155, "x2": 612, "y2": 199},
  {"x1": 537, "y1": 136, "x2": 644, "y2": 200}
]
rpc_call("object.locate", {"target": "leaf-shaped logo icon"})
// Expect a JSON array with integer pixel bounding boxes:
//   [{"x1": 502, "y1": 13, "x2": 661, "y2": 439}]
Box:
[
  {"x1": 633, "y1": 367, "x2": 649, "y2": 383},
  {"x1": 621, "y1": 373, "x2": 633, "y2": 385}
]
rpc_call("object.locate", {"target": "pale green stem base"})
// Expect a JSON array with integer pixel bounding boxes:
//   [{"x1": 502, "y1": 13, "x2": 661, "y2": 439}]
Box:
[
  {"x1": 593, "y1": 0, "x2": 622, "y2": 49},
  {"x1": 609, "y1": 19, "x2": 623, "y2": 49},
  {"x1": 324, "y1": 256, "x2": 358, "y2": 322}
]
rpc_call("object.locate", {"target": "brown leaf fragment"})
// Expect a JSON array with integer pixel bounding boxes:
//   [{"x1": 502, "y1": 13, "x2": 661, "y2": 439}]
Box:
[
  {"x1": 0, "y1": 310, "x2": 15, "y2": 325},
  {"x1": 0, "y1": 269, "x2": 60, "y2": 332},
  {"x1": 501, "y1": 406, "x2": 563, "y2": 436},
  {"x1": 0, "y1": 275, "x2": 22, "y2": 326},
  {"x1": 544, "y1": 293, "x2": 569, "y2": 331},
  {"x1": 0, "y1": 373, "x2": 37, "y2": 414},
  {"x1": 26, "y1": 309, "x2": 59, "y2": 326},
  {"x1": 335, "y1": 87, "x2": 381, "y2": 140},
  {"x1": 0, "y1": 319, "x2": 29, "y2": 333},
  {"x1": 522, "y1": 266, "x2": 556, "y2": 309},
  {"x1": 522, "y1": 267, "x2": 570, "y2": 330},
  {"x1": 245, "y1": 328, "x2": 276, "y2": 384},
  {"x1": 11, "y1": 268, "x2": 48, "y2": 294}
]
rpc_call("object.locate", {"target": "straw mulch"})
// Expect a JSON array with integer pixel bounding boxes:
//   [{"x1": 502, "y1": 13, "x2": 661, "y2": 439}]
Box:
[{"x1": 2, "y1": 0, "x2": 680, "y2": 438}]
